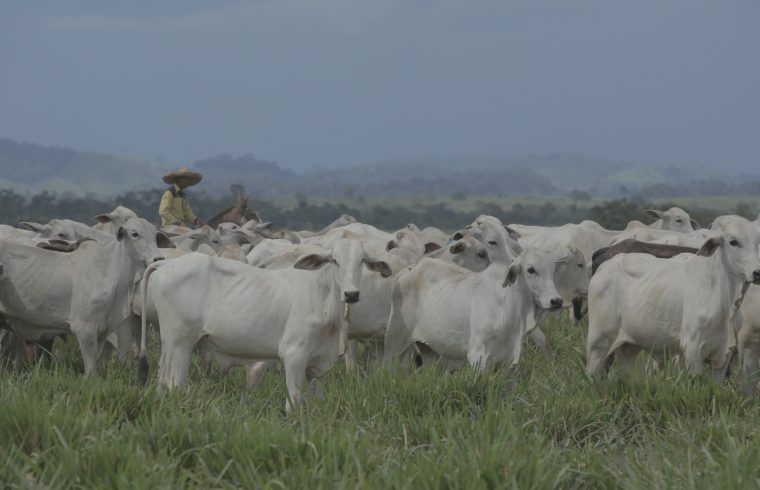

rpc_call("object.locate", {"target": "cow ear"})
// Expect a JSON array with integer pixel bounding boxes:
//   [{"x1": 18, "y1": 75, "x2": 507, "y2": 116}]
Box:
[
  {"x1": 116, "y1": 227, "x2": 126, "y2": 241},
  {"x1": 449, "y1": 241, "x2": 466, "y2": 255},
  {"x1": 386, "y1": 240, "x2": 398, "y2": 252},
  {"x1": 572, "y1": 247, "x2": 586, "y2": 268},
  {"x1": 93, "y1": 214, "x2": 113, "y2": 224},
  {"x1": 364, "y1": 259, "x2": 392, "y2": 278},
  {"x1": 504, "y1": 226, "x2": 521, "y2": 241},
  {"x1": 19, "y1": 222, "x2": 46, "y2": 233},
  {"x1": 503, "y1": 263, "x2": 522, "y2": 287},
  {"x1": 697, "y1": 237, "x2": 722, "y2": 257},
  {"x1": 156, "y1": 232, "x2": 175, "y2": 248},
  {"x1": 690, "y1": 219, "x2": 701, "y2": 230},
  {"x1": 644, "y1": 209, "x2": 664, "y2": 220},
  {"x1": 452, "y1": 230, "x2": 467, "y2": 241},
  {"x1": 254, "y1": 222, "x2": 273, "y2": 231},
  {"x1": 424, "y1": 242, "x2": 441, "y2": 254},
  {"x1": 294, "y1": 253, "x2": 335, "y2": 271}
]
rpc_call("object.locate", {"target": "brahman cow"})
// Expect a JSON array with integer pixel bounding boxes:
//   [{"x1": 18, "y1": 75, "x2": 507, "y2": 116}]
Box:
[
  {"x1": 140, "y1": 238, "x2": 391, "y2": 410},
  {"x1": 0, "y1": 218, "x2": 164, "y2": 373},
  {"x1": 383, "y1": 248, "x2": 565, "y2": 380},
  {"x1": 586, "y1": 216, "x2": 760, "y2": 378},
  {"x1": 625, "y1": 207, "x2": 700, "y2": 233}
]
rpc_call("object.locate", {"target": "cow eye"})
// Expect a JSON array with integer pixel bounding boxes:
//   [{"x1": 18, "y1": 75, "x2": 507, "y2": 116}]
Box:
[
  {"x1": 730, "y1": 239, "x2": 740, "y2": 247},
  {"x1": 577, "y1": 263, "x2": 584, "y2": 268},
  {"x1": 527, "y1": 267, "x2": 537, "y2": 275},
  {"x1": 488, "y1": 240, "x2": 497, "y2": 246},
  {"x1": 675, "y1": 219, "x2": 683, "y2": 224},
  {"x1": 477, "y1": 251, "x2": 487, "y2": 259},
  {"x1": 57, "y1": 233, "x2": 65, "y2": 238},
  {"x1": 131, "y1": 232, "x2": 139, "y2": 238}
]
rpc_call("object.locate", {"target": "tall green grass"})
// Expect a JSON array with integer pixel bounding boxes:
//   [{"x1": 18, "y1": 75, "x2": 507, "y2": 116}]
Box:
[{"x1": 2, "y1": 315, "x2": 760, "y2": 489}]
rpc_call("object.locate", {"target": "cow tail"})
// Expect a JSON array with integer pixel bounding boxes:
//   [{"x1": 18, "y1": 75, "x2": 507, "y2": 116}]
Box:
[
  {"x1": 573, "y1": 297, "x2": 584, "y2": 322},
  {"x1": 138, "y1": 261, "x2": 162, "y2": 385}
]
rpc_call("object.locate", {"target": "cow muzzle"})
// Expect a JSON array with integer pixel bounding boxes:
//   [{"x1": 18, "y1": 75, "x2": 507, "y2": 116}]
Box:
[
  {"x1": 549, "y1": 297, "x2": 564, "y2": 310},
  {"x1": 344, "y1": 291, "x2": 360, "y2": 303}
]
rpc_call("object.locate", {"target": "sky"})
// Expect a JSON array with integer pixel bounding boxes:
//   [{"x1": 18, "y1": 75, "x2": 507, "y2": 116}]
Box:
[{"x1": 1, "y1": 0, "x2": 758, "y2": 170}]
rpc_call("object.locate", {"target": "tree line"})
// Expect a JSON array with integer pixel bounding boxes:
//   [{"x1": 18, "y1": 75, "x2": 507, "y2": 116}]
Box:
[{"x1": 0, "y1": 187, "x2": 756, "y2": 232}]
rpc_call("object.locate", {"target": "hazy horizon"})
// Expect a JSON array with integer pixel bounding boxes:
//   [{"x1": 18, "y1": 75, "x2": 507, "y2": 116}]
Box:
[{"x1": 2, "y1": 1, "x2": 758, "y2": 171}]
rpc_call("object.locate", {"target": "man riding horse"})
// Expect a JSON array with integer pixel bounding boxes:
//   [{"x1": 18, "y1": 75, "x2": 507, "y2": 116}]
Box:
[{"x1": 158, "y1": 167, "x2": 205, "y2": 228}]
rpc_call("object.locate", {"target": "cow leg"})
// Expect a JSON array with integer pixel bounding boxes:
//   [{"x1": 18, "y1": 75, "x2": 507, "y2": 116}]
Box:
[
  {"x1": 739, "y1": 339, "x2": 760, "y2": 398},
  {"x1": 73, "y1": 327, "x2": 100, "y2": 375},
  {"x1": 366, "y1": 340, "x2": 386, "y2": 372},
  {"x1": 246, "y1": 360, "x2": 277, "y2": 387},
  {"x1": 586, "y1": 329, "x2": 616, "y2": 376},
  {"x1": 282, "y1": 354, "x2": 308, "y2": 412},
  {"x1": 414, "y1": 342, "x2": 440, "y2": 370},
  {"x1": 114, "y1": 315, "x2": 139, "y2": 364},
  {"x1": 157, "y1": 342, "x2": 194, "y2": 393},
  {"x1": 344, "y1": 340, "x2": 359, "y2": 372},
  {"x1": 383, "y1": 313, "x2": 415, "y2": 373},
  {"x1": 306, "y1": 376, "x2": 325, "y2": 400},
  {"x1": 528, "y1": 328, "x2": 552, "y2": 361},
  {"x1": 98, "y1": 338, "x2": 115, "y2": 367},
  {"x1": 614, "y1": 343, "x2": 642, "y2": 370}
]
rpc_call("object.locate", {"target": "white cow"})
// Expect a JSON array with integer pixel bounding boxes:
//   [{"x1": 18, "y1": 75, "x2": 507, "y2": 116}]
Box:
[
  {"x1": 626, "y1": 207, "x2": 699, "y2": 233},
  {"x1": 140, "y1": 239, "x2": 391, "y2": 409},
  {"x1": 0, "y1": 218, "x2": 164, "y2": 373},
  {"x1": 93, "y1": 206, "x2": 139, "y2": 234},
  {"x1": 612, "y1": 228, "x2": 711, "y2": 246},
  {"x1": 509, "y1": 220, "x2": 622, "y2": 278},
  {"x1": 586, "y1": 216, "x2": 760, "y2": 377},
  {"x1": 169, "y1": 226, "x2": 223, "y2": 253},
  {"x1": 247, "y1": 239, "x2": 299, "y2": 266},
  {"x1": 426, "y1": 236, "x2": 491, "y2": 272},
  {"x1": 383, "y1": 248, "x2": 565, "y2": 377},
  {"x1": 19, "y1": 218, "x2": 114, "y2": 242},
  {"x1": 737, "y1": 287, "x2": 760, "y2": 397},
  {"x1": 453, "y1": 215, "x2": 524, "y2": 263}
]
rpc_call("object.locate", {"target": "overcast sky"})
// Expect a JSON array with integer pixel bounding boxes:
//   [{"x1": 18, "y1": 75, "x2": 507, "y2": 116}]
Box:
[{"x1": 1, "y1": 0, "x2": 758, "y2": 170}]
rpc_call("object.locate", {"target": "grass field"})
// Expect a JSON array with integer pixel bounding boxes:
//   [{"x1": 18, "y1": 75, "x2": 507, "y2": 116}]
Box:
[{"x1": 2, "y1": 314, "x2": 760, "y2": 489}]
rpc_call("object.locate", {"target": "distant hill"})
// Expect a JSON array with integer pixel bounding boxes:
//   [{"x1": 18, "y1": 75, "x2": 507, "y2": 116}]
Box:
[
  {"x1": 1, "y1": 137, "x2": 758, "y2": 197},
  {"x1": 0, "y1": 138, "x2": 172, "y2": 195}
]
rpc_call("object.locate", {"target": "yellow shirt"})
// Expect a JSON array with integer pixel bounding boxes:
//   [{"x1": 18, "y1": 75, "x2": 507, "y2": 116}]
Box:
[{"x1": 159, "y1": 184, "x2": 198, "y2": 227}]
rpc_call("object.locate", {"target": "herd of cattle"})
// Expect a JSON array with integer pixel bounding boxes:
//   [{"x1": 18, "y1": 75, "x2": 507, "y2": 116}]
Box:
[{"x1": 1, "y1": 205, "x2": 760, "y2": 409}]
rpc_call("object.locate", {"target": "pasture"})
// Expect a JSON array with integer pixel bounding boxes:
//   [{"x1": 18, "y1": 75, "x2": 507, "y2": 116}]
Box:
[{"x1": 2, "y1": 314, "x2": 759, "y2": 489}]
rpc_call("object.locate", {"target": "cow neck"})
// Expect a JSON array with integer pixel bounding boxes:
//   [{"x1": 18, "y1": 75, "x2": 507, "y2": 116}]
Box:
[
  {"x1": 103, "y1": 238, "x2": 142, "y2": 323},
  {"x1": 505, "y1": 272, "x2": 537, "y2": 335},
  {"x1": 317, "y1": 263, "x2": 342, "y2": 322},
  {"x1": 698, "y1": 246, "x2": 743, "y2": 317}
]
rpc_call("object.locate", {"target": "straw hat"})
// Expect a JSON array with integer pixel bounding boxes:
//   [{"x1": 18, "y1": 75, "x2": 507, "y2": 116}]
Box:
[{"x1": 162, "y1": 167, "x2": 203, "y2": 186}]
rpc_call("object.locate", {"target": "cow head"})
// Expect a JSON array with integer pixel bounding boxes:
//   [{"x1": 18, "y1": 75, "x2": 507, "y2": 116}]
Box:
[
  {"x1": 93, "y1": 206, "x2": 139, "y2": 234},
  {"x1": 448, "y1": 236, "x2": 490, "y2": 272},
  {"x1": 644, "y1": 207, "x2": 697, "y2": 232},
  {"x1": 294, "y1": 238, "x2": 391, "y2": 304},
  {"x1": 551, "y1": 246, "x2": 589, "y2": 305},
  {"x1": 452, "y1": 215, "x2": 523, "y2": 264},
  {"x1": 386, "y1": 230, "x2": 435, "y2": 256},
  {"x1": 503, "y1": 249, "x2": 564, "y2": 311},
  {"x1": 116, "y1": 218, "x2": 164, "y2": 267},
  {"x1": 706, "y1": 216, "x2": 760, "y2": 285},
  {"x1": 19, "y1": 221, "x2": 77, "y2": 241},
  {"x1": 171, "y1": 226, "x2": 223, "y2": 253}
]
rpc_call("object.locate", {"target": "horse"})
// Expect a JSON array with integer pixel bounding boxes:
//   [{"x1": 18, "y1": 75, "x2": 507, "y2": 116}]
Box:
[{"x1": 206, "y1": 194, "x2": 261, "y2": 229}]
